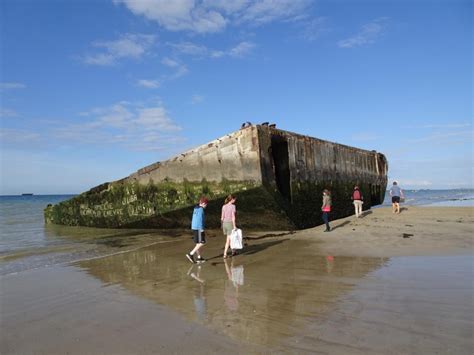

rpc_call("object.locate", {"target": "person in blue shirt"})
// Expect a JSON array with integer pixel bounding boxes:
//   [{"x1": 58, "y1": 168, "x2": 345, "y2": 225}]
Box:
[
  {"x1": 389, "y1": 181, "x2": 404, "y2": 214},
  {"x1": 186, "y1": 197, "x2": 208, "y2": 264}
]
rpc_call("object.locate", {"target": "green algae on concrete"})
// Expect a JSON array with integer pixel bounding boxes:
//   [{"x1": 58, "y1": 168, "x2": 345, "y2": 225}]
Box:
[{"x1": 44, "y1": 180, "x2": 292, "y2": 230}]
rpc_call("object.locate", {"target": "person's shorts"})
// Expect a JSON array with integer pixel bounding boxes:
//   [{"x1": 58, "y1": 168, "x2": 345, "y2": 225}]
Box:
[
  {"x1": 192, "y1": 230, "x2": 206, "y2": 244},
  {"x1": 392, "y1": 196, "x2": 400, "y2": 203},
  {"x1": 222, "y1": 221, "x2": 234, "y2": 236}
]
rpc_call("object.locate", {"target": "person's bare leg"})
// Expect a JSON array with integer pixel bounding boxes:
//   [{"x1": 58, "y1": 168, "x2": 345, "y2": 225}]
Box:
[
  {"x1": 396, "y1": 202, "x2": 400, "y2": 214},
  {"x1": 191, "y1": 243, "x2": 203, "y2": 255},
  {"x1": 392, "y1": 203, "x2": 396, "y2": 213},
  {"x1": 223, "y1": 235, "x2": 231, "y2": 257}
]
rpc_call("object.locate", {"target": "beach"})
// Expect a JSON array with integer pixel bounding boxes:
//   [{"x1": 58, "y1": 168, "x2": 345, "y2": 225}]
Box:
[{"x1": 1, "y1": 204, "x2": 472, "y2": 354}]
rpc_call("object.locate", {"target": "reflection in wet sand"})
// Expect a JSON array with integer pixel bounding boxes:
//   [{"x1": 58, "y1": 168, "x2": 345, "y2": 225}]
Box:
[{"x1": 77, "y1": 236, "x2": 388, "y2": 347}]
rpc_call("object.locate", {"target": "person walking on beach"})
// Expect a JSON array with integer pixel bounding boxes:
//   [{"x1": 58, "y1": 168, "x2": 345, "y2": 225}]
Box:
[
  {"x1": 221, "y1": 194, "x2": 237, "y2": 258},
  {"x1": 389, "y1": 181, "x2": 404, "y2": 214},
  {"x1": 352, "y1": 185, "x2": 364, "y2": 218},
  {"x1": 186, "y1": 197, "x2": 208, "y2": 264},
  {"x1": 321, "y1": 189, "x2": 332, "y2": 232}
]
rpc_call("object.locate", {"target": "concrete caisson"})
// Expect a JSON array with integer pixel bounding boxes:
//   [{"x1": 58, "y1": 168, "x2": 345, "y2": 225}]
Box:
[{"x1": 45, "y1": 125, "x2": 388, "y2": 230}]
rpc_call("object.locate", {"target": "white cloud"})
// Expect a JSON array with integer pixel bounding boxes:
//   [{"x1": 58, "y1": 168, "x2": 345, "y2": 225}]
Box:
[
  {"x1": 190, "y1": 94, "x2": 204, "y2": 104},
  {"x1": 137, "y1": 79, "x2": 160, "y2": 89},
  {"x1": 169, "y1": 41, "x2": 256, "y2": 59},
  {"x1": 0, "y1": 108, "x2": 18, "y2": 117},
  {"x1": 95, "y1": 103, "x2": 135, "y2": 128},
  {"x1": 161, "y1": 57, "x2": 180, "y2": 67},
  {"x1": 408, "y1": 131, "x2": 473, "y2": 144},
  {"x1": 0, "y1": 128, "x2": 40, "y2": 143},
  {"x1": 338, "y1": 17, "x2": 388, "y2": 48},
  {"x1": 229, "y1": 41, "x2": 255, "y2": 57},
  {"x1": 399, "y1": 179, "x2": 433, "y2": 187},
  {"x1": 83, "y1": 33, "x2": 156, "y2": 65},
  {"x1": 169, "y1": 42, "x2": 208, "y2": 56},
  {"x1": 135, "y1": 107, "x2": 181, "y2": 131},
  {"x1": 402, "y1": 123, "x2": 472, "y2": 129},
  {"x1": 78, "y1": 101, "x2": 181, "y2": 132},
  {"x1": 203, "y1": 0, "x2": 249, "y2": 14},
  {"x1": 172, "y1": 65, "x2": 190, "y2": 78},
  {"x1": 114, "y1": 0, "x2": 227, "y2": 33},
  {"x1": 301, "y1": 17, "x2": 329, "y2": 41},
  {"x1": 237, "y1": 0, "x2": 312, "y2": 25},
  {"x1": 115, "y1": 0, "x2": 313, "y2": 33},
  {"x1": 0, "y1": 82, "x2": 27, "y2": 90},
  {"x1": 160, "y1": 57, "x2": 189, "y2": 79},
  {"x1": 44, "y1": 101, "x2": 185, "y2": 152},
  {"x1": 161, "y1": 57, "x2": 189, "y2": 79}
]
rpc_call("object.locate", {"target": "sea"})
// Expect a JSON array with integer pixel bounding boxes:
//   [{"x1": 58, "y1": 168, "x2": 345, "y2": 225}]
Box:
[{"x1": 0, "y1": 190, "x2": 473, "y2": 275}]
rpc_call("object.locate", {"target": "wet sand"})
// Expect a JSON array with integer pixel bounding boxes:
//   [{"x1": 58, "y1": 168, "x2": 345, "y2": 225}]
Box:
[{"x1": 1, "y1": 207, "x2": 473, "y2": 354}]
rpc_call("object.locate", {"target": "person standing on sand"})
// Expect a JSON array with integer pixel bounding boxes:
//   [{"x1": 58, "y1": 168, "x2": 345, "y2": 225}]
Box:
[
  {"x1": 221, "y1": 194, "x2": 237, "y2": 258},
  {"x1": 321, "y1": 189, "x2": 332, "y2": 232},
  {"x1": 186, "y1": 197, "x2": 208, "y2": 264},
  {"x1": 352, "y1": 185, "x2": 364, "y2": 218},
  {"x1": 389, "y1": 181, "x2": 404, "y2": 214}
]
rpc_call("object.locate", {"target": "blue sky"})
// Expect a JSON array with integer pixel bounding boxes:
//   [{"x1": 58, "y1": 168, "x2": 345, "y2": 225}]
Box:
[{"x1": 1, "y1": 0, "x2": 472, "y2": 194}]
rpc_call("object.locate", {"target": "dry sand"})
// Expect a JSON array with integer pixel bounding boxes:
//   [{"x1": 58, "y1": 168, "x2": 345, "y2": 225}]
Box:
[
  {"x1": 295, "y1": 206, "x2": 473, "y2": 257},
  {"x1": 1, "y1": 206, "x2": 473, "y2": 354}
]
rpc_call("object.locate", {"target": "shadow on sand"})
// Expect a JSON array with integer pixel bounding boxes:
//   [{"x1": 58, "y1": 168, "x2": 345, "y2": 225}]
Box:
[
  {"x1": 208, "y1": 238, "x2": 290, "y2": 263},
  {"x1": 330, "y1": 221, "x2": 351, "y2": 231},
  {"x1": 245, "y1": 231, "x2": 295, "y2": 241},
  {"x1": 359, "y1": 210, "x2": 373, "y2": 218}
]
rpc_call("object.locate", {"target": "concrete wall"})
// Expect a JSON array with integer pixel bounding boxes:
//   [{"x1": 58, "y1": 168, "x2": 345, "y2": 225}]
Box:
[
  {"x1": 257, "y1": 126, "x2": 388, "y2": 228},
  {"x1": 45, "y1": 125, "x2": 388, "y2": 230},
  {"x1": 258, "y1": 126, "x2": 387, "y2": 187},
  {"x1": 127, "y1": 125, "x2": 262, "y2": 184}
]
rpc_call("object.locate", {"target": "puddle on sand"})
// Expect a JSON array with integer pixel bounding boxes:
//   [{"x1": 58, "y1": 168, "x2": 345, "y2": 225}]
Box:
[
  {"x1": 281, "y1": 255, "x2": 474, "y2": 354},
  {"x1": 76, "y1": 237, "x2": 389, "y2": 348}
]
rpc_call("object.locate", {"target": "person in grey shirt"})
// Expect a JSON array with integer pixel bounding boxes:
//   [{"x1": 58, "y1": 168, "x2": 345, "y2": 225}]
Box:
[{"x1": 389, "y1": 181, "x2": 404, "y2": 214}]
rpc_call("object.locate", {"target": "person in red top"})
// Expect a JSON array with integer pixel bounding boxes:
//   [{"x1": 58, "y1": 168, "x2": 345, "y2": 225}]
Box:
[
  {"x1": 321, "y1": 189, "x2": 332, "y2": 232},
  {"x1": 351, "y1": 185, "x2": 364, "y2": 218}
]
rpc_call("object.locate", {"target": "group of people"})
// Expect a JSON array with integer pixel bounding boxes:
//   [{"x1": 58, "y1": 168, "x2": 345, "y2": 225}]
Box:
[
  {"x1": 185, "y1": 194, "x2": 238, "y2": 264},
  {"x1": 320, "y1": 186, "x2": 362, "y2": 232},
  {"x1": 186, "y1": 181, "x2": 404, "y2": 260},
  {"x1": 321, "y1": 181, "x2": 404, "y2": 231}
]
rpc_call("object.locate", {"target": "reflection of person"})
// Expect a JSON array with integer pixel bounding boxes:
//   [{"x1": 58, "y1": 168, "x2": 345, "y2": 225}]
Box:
[
  {"x1": 321, "y1": 189, "x2": 332, "y2": 232},
  {"x1": 223, "y1": 259, "x2": 244, "y2": 312},
  {"x1": 188, "y1": 265, "x2": 207, "y2": 321},
  {"x1": 325, "y1": 255, "x2": 334, "y2": 274},
  {"x1": 352, "y1": 185, "x2": 364, "y2": 218},
  {"x1": 389, "y1": 181, "x2": 404, "y2": 214},
  {"x1": 221, "y1": 195, "x2": 237, "y2": 258},
  {"x1": 186, "y1": 197, "x2": 208, "y2": 264}
]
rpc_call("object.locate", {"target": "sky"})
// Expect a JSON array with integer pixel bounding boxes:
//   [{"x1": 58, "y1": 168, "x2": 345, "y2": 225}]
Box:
[{"x1": 0, "y1": 0, "x2": 472, "y2": 195}]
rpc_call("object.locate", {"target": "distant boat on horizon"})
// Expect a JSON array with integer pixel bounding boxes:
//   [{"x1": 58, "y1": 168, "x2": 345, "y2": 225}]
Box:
[{"x1": 21, "y1": 193, "x2": 34, "y2": 196}]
